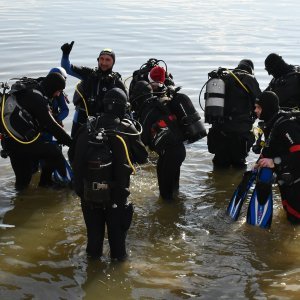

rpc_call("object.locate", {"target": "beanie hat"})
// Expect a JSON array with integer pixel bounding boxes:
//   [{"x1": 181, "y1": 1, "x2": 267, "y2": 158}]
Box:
[
  {"x1": 255, "y1": 91, "x2": 279, "y2": 121},
  {"x1": 49, "y1": 67, "x2": 67, "y2": 79},
  {"x1": 237, "y1": 59, "x2": 254, "y2": 74},
  {"x1": 148, "y1": 66, "x2": 166, "y2": 87},
  {"x1": 103, "y1": 87, "x2": 128, "y2": 118},
  {"x1": 98, "y1": 48, "x2": 115, "y2": 64},
  {"x1": 42, "y1": 72, "x2": 66, "y2": 98}
]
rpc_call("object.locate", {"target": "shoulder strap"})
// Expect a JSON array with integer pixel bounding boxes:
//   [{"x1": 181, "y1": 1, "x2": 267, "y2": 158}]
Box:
[{"x1": 226, "y1": 69, "x2": 250, "y2": 93}]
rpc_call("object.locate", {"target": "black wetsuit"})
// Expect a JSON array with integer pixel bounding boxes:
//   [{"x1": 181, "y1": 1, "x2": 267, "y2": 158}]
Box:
[
  {"x1": 61, "y1": 55, "x2": 127, "y2": 137},
  {"x1": 70, "y1": 114, "x2": 148, "y2": 260},
  {"x1": 207, "y1": 69, "x2": 261, "y2": 167},
  {"x1": 261, "y1": 113, "x2": 300, "y2": 224},
  {"x1": 138, "y1": 97, "x2": 186, "y2": 200},
  {"x1": 1, "y1": 87, "x2": 72, "y2": 190},
  {"x1": 265, "y1": 65, "x2": 300, "y2": 109}
]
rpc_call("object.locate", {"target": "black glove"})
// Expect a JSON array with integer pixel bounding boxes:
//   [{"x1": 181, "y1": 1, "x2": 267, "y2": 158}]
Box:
[{"x1": 61, "y1": 41, "x2": 74, "y2": 56}]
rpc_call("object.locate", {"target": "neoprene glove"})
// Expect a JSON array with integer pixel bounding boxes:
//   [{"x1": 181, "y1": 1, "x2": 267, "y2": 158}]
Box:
[{"x1": 61, "y1": 41, "x2": 74, "y2": 56}]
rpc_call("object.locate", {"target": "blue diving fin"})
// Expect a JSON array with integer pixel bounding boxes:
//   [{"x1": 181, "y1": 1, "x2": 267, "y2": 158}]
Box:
[
  {"x1": 53, "y1": 157, "x2": 74, "y2": 186},
  {"x1": 227, "y1": 170, "x2": 257, "y2": 221},
  {"x1": 246, "y1": 167, "x2": 273, "y2": 229}
]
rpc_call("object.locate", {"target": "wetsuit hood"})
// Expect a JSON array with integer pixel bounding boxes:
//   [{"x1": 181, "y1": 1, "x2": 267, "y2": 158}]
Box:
[
  {"x1": 237, "y1": 59, "x2": 254, "y2": 74},
  {"x1": 265, "y1": 53, "x2": 292, "y2": 79},
  {"x1": 41, "y1": 72, "x2": 66, "y2": 98},
  {"x1": 256, "y1": 91, "x2": 279, "y2": 122}
]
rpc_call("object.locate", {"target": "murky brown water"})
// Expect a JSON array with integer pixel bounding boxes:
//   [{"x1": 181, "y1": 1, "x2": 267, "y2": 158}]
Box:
[{"x1": 1, "y1": 0, "x2": 300, "y2": 299}]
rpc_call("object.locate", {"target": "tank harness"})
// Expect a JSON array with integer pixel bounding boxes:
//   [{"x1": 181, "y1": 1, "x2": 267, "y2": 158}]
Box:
[
  {"x1": 83, "y1": 116, "x2": 142, "y2": 205},
  {"x1": 200, "y1": 68, "x2": 251, "y2": 124}
]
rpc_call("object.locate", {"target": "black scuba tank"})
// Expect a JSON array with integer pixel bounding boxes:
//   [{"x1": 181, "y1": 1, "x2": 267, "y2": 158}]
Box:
[
  {"x1": 169, "y1": 93, "x2": 207, "y2": 143},
  {"x1": 83, "y1": 136, "x2": 113, "y2": 205},
  {"x1": 204, "y1": 77, "x2": 225, "y2": 124}
]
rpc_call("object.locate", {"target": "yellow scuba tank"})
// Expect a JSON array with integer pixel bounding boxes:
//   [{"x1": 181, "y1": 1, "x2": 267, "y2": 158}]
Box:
[
  {"x1": 169, "y1": 93, "x2": 207, "y2": 143},
  {"x1": 204, "y1": 77, "x2": 226, "y2": 124}
]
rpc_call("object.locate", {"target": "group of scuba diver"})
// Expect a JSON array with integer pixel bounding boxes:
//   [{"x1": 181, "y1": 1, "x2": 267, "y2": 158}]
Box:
[{"x1": 0, "y1": 42, "x2": 300, "y2": 260}]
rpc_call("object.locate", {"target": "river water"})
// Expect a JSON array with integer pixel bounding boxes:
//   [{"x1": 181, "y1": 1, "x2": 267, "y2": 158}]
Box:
[{"x1": 0, "y1": 0, "x2": 300, "y2": 299}]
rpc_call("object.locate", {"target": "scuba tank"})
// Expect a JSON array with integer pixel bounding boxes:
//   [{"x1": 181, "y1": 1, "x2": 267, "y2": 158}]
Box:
[
  {"x1": 169, "y1": 92, "x2": 207, "y2": 143},
  {"x1": 83, "y1": 120, "x2": 113, "y2": 205},
  {"x1": 204, "y1": 76, "x2": 226, "y2": 124}
]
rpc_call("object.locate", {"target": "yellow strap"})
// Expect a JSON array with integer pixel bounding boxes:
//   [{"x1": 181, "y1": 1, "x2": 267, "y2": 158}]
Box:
[
  {"x1": 75, "y1": 82, "x2": 89, "y2": 117},
  {"x1": 1, "y1": 93, "x2": 40, "y2": 144},
  {"x1": 226, "y1": 69, "x2": 250, "y2": 94},
  {"x1": 116, "y1": 134, "x2": 136, "y2": 174},
  {"x1": 253, "y1": 126, "x2": 265, "y2": 148}
]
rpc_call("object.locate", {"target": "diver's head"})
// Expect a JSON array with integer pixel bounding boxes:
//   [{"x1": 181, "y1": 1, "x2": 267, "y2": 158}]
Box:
[
  {"x1": 103, "y1": 87, "x2": 128, "y2": 118},
  {"x1": 265, "y1": 53, "x2": 288, "y2": 78},
  {"x1": 42, "y1": 72, "x2": 66, "y2": 98},
  {"x1": 237, "y1": 59, "x2": 254, "y2": 74},
  {"x1": 255, "y1": 91, "x2": 279, "y2": 122},
  {"x1": 130, "y1": 80, "x2": 153, "y2": 112},
  {"x1": 97, "y1": 48, "x2": 115, "y2": 72},
  {"x1": 148, "y1": 66, "x2": 166, "y2": 90},
  {"x1": 49, "y1": 67, "x2": 67, "y2": 79}
]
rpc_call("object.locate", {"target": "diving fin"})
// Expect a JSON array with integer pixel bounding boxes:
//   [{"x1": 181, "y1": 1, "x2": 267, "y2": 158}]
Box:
[
  {"x1": 246, "y1": 167, "x2": 273, "y2": 229},
  {"x1": 53, "y1": 157, "x2": 74, "y2": 186},
  {"x1": 227, "y1": 170, "x2": 257, "y2": 221}
]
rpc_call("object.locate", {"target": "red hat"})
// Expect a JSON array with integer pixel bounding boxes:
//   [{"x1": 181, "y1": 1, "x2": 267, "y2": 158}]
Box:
[{"x1": 148, "y1": 66, "x2": 166, "y2": 87}]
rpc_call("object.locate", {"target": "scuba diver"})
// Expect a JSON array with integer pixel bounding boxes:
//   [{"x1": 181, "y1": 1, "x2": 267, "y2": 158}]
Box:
[
  {"x1": 146, "y1": 65, "x2": 207, "y2": 144},
  {"x1": 130, "y1": 63, "x2": 206, "y2": 201},
  {"x1": 264, "y1": 53, "x2": 300, "y2": 109},
  {"x1": 48, "y1": 67, "x2": 69, "y2": 127},
  {"x1": 60, "y1": 41, "x2": 128, "y2": 137},
  {"x1": 36, "y1": 67, "x2": 72, "y2": 185},
  {"x1": 0, "y1": 72, "x2": 72, "y2": 190},
  {"x1": 253, "y1": 91, "x2": 300, "y2": 224},
  {"x1": 41, "y1": 67, "x2": 70, "y2": 142},
  {"x1": 130, "y1": 80, "x2": 186, "y2": 201},
  {"x1": 69, "y1": 87, "x2": 148, "y2": 261},
  {"x1": 204, "y1": 59, "x2": 261, "y2": 168}
]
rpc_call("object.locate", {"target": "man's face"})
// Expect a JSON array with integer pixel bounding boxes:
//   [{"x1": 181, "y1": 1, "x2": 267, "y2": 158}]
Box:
[
  {"x1": 98, "y1": 54, "x2": 114, "y2": 71},
  {"x1": 52, "y1": 90, "x2": 62, "y2": 98},
  {"x1": 254, "y1": 103, "x2": 262, "y2": 119}
]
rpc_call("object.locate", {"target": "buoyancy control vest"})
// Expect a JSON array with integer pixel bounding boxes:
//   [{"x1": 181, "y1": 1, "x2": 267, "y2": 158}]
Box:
[
  {"x1": 268, "y1": 67, "x2": 300, "y2": 108},
  {"x1": 139, "y1": 97, "x2": 183, "y2": 153},
  {"x1": 261, "y1": 111, "x2": 300, "y2": 186},
  {"x1": 73, "y1": 71, "x2": 122, "y2": 117},
  {"x1": 0, "y1": 77, "x2": 43, "y2": 143}
]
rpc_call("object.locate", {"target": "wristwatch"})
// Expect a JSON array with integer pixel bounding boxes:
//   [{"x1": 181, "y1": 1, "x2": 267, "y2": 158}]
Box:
[{"x1": 274, "y1": 157, "x2": 282, "y2": 165}]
